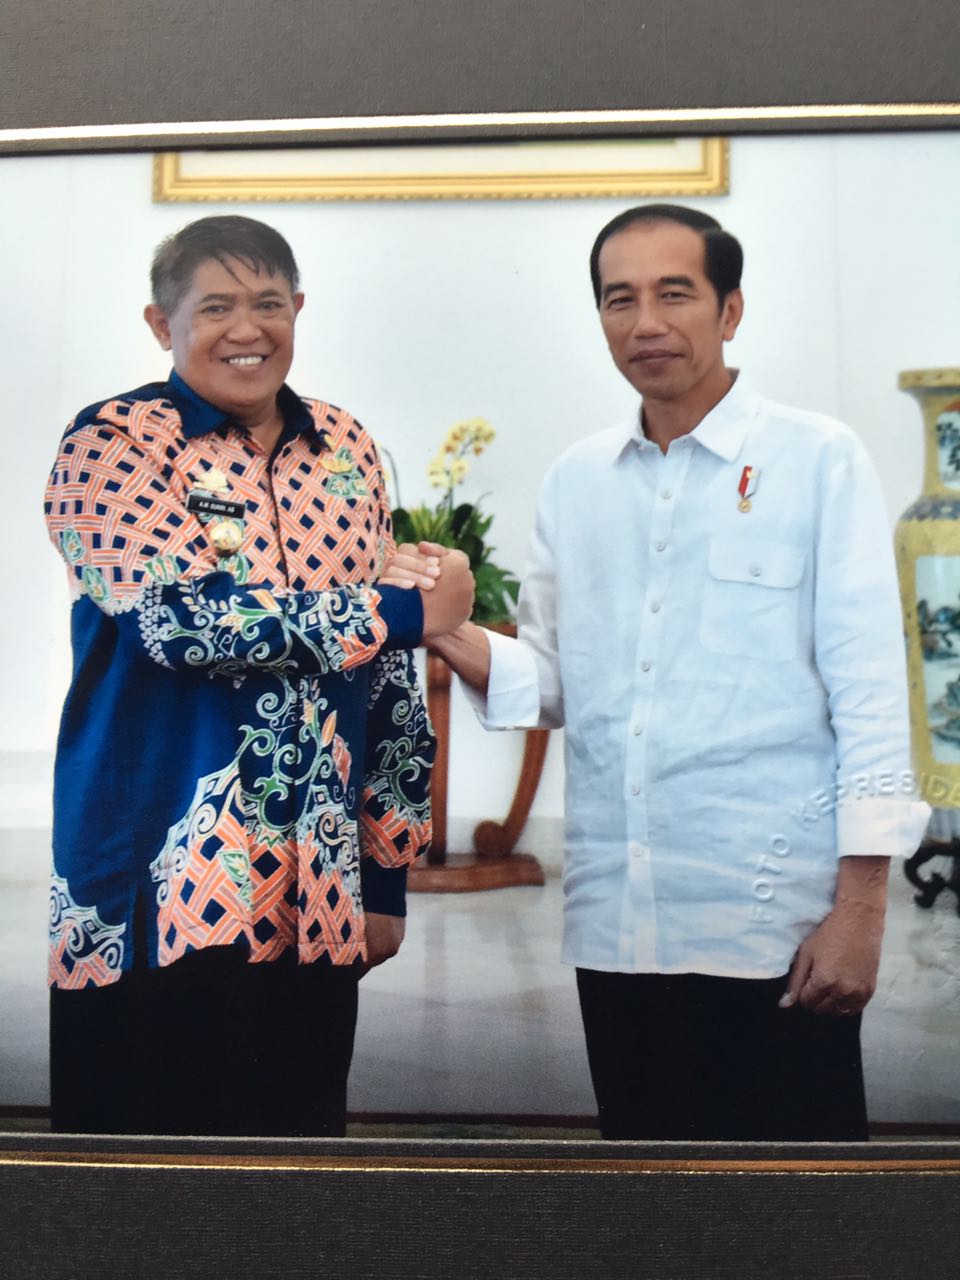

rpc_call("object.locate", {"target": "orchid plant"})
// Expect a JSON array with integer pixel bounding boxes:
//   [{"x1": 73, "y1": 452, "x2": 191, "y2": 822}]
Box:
[{"x1": 390, "y1": 418, "x2": 520, "y2": 625}]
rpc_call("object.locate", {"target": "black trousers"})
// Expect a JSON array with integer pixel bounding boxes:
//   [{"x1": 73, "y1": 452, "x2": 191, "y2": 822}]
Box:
[
  {"x1": 50, "y1": 947, "x2": 360, "y2": 1137},
  {"x1": 576, "y1": 969, "x2": 868, "y2": 1141}
]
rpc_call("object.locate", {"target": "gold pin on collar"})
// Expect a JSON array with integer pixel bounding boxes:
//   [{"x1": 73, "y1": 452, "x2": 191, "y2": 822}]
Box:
[
  {"x1": 320, "y1": 455, "x2": 353, "y2": 474},
  {"x1": 319, "y1": 435, "x2": 353, "y2": 474},
  {"x1": 201, "y1": 466, "x2": 230, "y2": 493}
]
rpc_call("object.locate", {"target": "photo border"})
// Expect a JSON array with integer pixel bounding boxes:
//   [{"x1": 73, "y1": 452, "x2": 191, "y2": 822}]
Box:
[
  {"x1": 3, "y1": 103, "x2": 960, "y2": 154},
  {"x1": 3, "y1": 2, "x2": 960, "y2": 1272},
  {"x1": 2, "y1": 1134, "x2": 959, "y2": 1277}
]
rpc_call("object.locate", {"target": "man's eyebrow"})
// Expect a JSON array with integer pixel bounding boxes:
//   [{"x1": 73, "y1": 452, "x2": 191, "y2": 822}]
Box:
[
  {"x1": 195, "y1": 288, "x2": 285, "y2": 304},
  {"x1": 600, "y1": 274, "x2": 698, "y2": 300},
  {"x1": 600, "y1": 280, "x2": 633, "y2": 300}
]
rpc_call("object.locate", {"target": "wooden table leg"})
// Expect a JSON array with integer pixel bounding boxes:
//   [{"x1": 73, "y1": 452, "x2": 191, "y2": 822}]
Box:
[
  {"x1": 473, "y1": 729, "x2": 550, "y2": 858},
  {"x1": 425, "y1": 652, "x2": 451, "y2": 865},
  {"x1": 408, "y1": 652, "x2": 549, "y2": 893}
]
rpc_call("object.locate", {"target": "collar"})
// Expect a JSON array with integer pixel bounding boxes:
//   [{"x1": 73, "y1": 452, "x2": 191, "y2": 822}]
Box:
[
  {"x1": 689, "y1": 371, "x2": 760, "y2": 461},
  {"x1": 166, "y1": 369, "x2": 317, "y2": 443},
  {"x1": 615, "y1": 370, "x2": 760, "y2": 464}
]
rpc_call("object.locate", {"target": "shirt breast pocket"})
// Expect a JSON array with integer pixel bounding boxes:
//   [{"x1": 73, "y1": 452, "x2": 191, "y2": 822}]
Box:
[{"x1": 699, "y1": 537, "x2": 805, "y2": 661}]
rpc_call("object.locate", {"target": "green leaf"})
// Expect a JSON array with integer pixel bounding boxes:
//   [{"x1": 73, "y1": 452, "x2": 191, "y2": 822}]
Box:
[
  {"x1": 450, "y1": 502, "x2": 476, "y2": 537},
  {"x1": 392, "y1": 504, "x2": 458, "y2": 545},
  {"x1": 391, "y1": 507, "x2": 415, "y2": 543},
  {"x1": 392, "y1": 489, "x2": 519, "y2": 623},
  {"x1": 460, "y1": 533, "x2": 485, "y2": 566},
  {"x1": 471, "y1": 560, "x2": 520, "y2": 624}
]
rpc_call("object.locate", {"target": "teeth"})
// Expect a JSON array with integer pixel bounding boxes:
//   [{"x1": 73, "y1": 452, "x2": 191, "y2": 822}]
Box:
[{"x1": 227, "y1": 356, "x2": 265, "y2": 366}]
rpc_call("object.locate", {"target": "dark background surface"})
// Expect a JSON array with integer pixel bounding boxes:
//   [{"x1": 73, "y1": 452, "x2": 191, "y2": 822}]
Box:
[
  {"x1": 1, "y1": 0, "x2": 959, "y2": 141},
  {"x1": 2, "y1": 1136, "x2": 960, "y2": 1280},
  {"x1": 2, "y1": 1, "x2": 958, "y2": 1275}
]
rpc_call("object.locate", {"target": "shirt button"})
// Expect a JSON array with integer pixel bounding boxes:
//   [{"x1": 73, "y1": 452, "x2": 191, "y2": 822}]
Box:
[
  {"x1": 632, "y1": 723, "x2": 643, "y2": 736},
  {"x1": 650, "y1": 601, "x2": 661, "y2": 614},
  {"x1": 654, "y1": 540, "x2": 667, "y2": 552},
  {"x1": 630, "y1": 783, "x2": 641, "y2": 796},
  {"x1": 749, "y1": 563, "x2": 762, "y2": 577},
  {"x1": 660, "y1": 488, "x2": 673, "y2": 500},
  {"x1": 640, "y1": 659, "x2": 652, "y2": 672}
]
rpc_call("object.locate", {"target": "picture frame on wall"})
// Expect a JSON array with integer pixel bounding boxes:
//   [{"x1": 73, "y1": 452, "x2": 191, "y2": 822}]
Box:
[
  {"x1": 152, "y1": 138, "x2": 729, "y2": 202},
  {"x1": 1, "y1": 1, "x2": 959, "y2": 1276}
]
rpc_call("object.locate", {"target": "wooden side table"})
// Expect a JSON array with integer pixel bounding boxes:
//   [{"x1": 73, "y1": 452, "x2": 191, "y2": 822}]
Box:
[{"x1": 408, "y1": 640, "x2": 549, "y2": 893}]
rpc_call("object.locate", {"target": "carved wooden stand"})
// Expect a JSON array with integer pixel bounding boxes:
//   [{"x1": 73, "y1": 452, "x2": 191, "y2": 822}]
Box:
[
  {"x1": 905, "y1": 840, "x2": 960, "y2": 914},
  {"x1": 408, "y1": 648, "x2": 548, "y2": 893}
]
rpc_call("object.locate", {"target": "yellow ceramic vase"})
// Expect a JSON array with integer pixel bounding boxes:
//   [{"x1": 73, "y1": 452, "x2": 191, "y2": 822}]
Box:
[{"x1": 895, "y1": 368, "x2": 960, "y2": 811}]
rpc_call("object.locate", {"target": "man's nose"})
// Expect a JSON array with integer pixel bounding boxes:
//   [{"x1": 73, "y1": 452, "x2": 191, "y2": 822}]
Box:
[
  {"x1": 225, "y1": 307, "x2": 262, "y2": 341},
  {"x1": 631, "y1": 299, "x2": 668, "y2": 336}
]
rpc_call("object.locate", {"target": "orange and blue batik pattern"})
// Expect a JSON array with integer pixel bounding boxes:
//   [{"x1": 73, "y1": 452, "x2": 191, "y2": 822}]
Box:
[{"x1": 45, "y1": 371, "x2": 433, "y2": 988}]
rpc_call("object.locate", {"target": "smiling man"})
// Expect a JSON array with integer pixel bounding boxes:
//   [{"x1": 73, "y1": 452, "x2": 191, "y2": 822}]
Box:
[
  {"x1": 44, "y1": 215, "x2": 473, "y2": 1136},
  {"x1": 429, "y1": 204, "x2": 928, "y2": 1140}
]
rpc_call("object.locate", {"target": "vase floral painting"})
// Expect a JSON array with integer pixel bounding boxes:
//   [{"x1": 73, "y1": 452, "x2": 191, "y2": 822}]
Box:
[
  {"x1": 935, "y1": 403, "x2": 960, "y2": 489},
  {"x1": 915, "y1": 554, "x2": 960, "y2": 763}
]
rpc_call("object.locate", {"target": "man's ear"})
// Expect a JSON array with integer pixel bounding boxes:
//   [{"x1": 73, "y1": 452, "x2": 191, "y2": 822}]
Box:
[
  {"x1": 144, "y1": 304, "x2": 172, "y2": 351},
  {"x1": 293, "y1": 292, "x2": 305, "y2": 317},
  {"x1": 721, "y1": 288, "x2": 744, "y2": 342}
]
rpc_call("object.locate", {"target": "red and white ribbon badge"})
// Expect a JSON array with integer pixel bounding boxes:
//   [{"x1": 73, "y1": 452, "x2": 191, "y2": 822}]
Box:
[{"x1": 738, "y1": 465, "x2": 760, "y2": 510}]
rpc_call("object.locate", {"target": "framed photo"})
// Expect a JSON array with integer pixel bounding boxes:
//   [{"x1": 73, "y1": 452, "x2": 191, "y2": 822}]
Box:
[
  {"x1": 152, "y1": 138, "x2": 729, "y2": 202},
  {"x1": 2, "y1": 1, "x2": 959, "y2": 1277}
]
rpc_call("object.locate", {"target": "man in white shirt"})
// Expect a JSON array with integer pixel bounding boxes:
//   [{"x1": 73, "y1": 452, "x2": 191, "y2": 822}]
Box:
[{"x1": 409, "y1": 205, "x2": 928, "y2": 1140}]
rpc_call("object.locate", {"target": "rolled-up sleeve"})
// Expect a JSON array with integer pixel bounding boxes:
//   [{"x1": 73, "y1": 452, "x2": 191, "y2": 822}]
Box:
[
  {"x1": 464, "y1": 464, "x2": 565, "y2": 731},
  {"x1": 813, "y1": 430, "x2": 930, "y2": 856}
]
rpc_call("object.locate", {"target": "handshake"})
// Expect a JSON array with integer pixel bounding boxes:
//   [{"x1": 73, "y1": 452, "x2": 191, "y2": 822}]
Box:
[{"x1": 379, "y1": 540, "x2": 475, "y2": 641}]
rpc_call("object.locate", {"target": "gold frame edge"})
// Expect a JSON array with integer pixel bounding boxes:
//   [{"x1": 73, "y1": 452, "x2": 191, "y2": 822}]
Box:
[{"x1": 151, "y1": 139, "x2": 729, "y2": 203}]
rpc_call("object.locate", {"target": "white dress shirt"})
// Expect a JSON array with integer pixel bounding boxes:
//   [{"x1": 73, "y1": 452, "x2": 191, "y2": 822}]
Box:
[{"x1": 473, "y1": 373, "x2": 929, "y2": 977}]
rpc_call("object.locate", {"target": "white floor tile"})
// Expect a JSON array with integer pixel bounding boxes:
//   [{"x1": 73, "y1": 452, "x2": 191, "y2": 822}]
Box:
[{"x1": 3, "y1": 832, "x2": 957, "y2": 1128}]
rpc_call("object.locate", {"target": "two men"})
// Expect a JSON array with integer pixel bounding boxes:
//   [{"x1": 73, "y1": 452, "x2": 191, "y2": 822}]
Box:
[
  {"x1": 431, "y1": 204, "x2": 928, "y2": 1140},
  {"x1": 47, "y1": 203, "x2": 924, "y2": 1142},
  {"x1": 45, "y1": 216, "x2": 472, "y2": 1136}
]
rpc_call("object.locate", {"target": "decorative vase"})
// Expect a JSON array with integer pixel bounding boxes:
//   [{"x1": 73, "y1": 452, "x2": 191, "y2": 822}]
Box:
[{"x1": 895, "y1": 368, "x2": 960, "y2": 832}]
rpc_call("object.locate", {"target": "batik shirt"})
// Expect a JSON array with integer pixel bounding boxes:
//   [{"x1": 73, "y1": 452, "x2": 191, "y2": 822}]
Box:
[{"x1": 44, "y1": 371, "x2": 433, "y2": 990}]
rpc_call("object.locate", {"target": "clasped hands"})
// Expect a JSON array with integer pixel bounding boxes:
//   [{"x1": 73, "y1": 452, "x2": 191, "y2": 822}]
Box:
[{"x1": 379, "y1": 539, "x2": 472, "y2": 641}]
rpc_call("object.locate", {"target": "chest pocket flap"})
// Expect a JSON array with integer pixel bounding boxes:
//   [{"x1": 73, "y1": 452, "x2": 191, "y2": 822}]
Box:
[
  {"x1": 707, "y1": 538, "x2": 805, "y2": 589},
  {"x1": 701, "y1": 537, "x2": 805, "y2": 660}
]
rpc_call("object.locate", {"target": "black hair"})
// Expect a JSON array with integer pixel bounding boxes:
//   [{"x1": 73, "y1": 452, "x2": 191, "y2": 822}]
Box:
[
  {"x1": 589, "y1": 203, "x2": 743, "y2": 308},
  {"x1": 150, "y1": 215, "x2": 300, "y2": 313}
]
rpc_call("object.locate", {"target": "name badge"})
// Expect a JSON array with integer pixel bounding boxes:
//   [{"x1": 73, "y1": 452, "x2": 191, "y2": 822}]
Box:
[{"x1": 187, "y1": 491, "x2": 245, "y2": 520}]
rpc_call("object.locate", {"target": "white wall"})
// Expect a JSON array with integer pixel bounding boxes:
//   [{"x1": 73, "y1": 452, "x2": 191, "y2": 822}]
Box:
[{"x1": 2, "y1": 132, "x2": 957, "y2": 847}]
